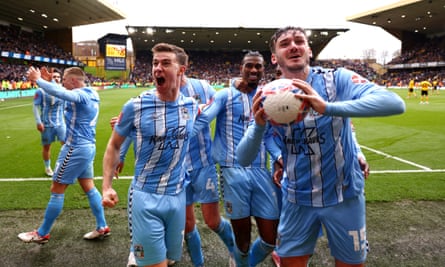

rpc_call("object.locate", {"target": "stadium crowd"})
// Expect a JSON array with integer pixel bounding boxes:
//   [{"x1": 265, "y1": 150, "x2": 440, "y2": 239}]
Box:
[
  {"x1": 382, "y1": 35, "x2": 445, "y2": 88},
  {"x1": 1, "y1": 23, "x2": 443, "y2": 92},
  {"x1": 388, "y1": 36, "x2": 445, "y2": 64}
]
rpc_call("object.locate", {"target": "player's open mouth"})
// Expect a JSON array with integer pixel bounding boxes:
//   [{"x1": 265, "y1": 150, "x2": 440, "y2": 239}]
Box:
[{"x1": 156, "y1": 77, "x2": 165, "y2": 85}]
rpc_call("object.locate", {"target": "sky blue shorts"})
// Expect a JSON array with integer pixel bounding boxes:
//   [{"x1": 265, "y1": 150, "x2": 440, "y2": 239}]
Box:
[
  {"x1": 130, "y1": 189, "x2": 186, "y2": 266},
  {"x1": 53, "y1": 144, "x2": 95, "y2": 183},
  {"x1": 186, "y1": 165, "x2": 220, "y2": 205},
  {"x1": 276, "y1": 192, "x2": 367, "y2": 264},
  {"x1": 41, "y1": 125, "x2": 66, "y2": 145},
  {"x1": 220, "y1": 167, "x2": 280, "y2": 220}
]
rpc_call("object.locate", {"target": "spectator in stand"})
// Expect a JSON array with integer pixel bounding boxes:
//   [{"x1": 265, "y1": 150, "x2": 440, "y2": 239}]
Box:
[{"x1": 32, "y1": 68, "x2": 66, "y2": 176}]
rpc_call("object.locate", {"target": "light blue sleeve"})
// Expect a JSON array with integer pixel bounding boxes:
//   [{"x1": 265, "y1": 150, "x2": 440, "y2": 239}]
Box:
[
  {"x1": 192, "y1": 112, "x2": 210, "y2": 137},
  {"x1": 325, "y1": 89, "x2": 405, "y2": 117},
  {"x1": 32, "y1": 104, "x2": 42, "y2": 124},
  {"x1": 192, "y1": 90, "x2": 225, "y2": 135},
  {"x1": 119, "y1": 137, "x2": 132, "y2": 162},
  {"x1": 324, "y1": 68, "x2": 405, "y2": 117},
  {"x1": 36, "y1": 78, "x2": 82, "y2": 102},
  {"x1": 114, "y1": 101, "x2": 136, "y2": 138},
  {"x1": 204, "y1": 81, "x2": 216, "y2": 99},
  {"x1": 201, "y1": 92, "x2": 224, "y2": 121},
  {"x1": 236, "y1": 122, "x2": 266, "y2": 167},
  {"x1": 265, "y1": 126, "x2": 283, "y2": 163}
]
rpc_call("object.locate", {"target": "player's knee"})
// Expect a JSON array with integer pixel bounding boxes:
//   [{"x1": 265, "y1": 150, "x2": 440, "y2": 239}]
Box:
[{"x1": 204, "y1": 217, "x2": 221, "y2": 231}]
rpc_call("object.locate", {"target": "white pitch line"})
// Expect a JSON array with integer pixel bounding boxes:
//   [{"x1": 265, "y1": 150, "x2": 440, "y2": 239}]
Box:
[
  {"x1": 2, "y1": 168, "x2": 445, "y2": 182},
  {"x1": 0, "y1": 176, "x2": 134, "y2": 182},
  {"x1": 371, "y1": 169, "x2": 445, "y2": 174},
  {"x1": 0, "y1": 103, "x2": 31, "y2": 110},
  {"x1": 0, "y1": 146, "x2": 442, "y2": 181},
  {"x1": 360, "y1": 145, "x2": 432, "y2": 171}
]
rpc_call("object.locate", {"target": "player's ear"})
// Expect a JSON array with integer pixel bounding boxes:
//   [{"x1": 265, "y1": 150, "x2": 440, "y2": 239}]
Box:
[
  {"x1": 178, "y1": 65, "x2": 186, "y2": 76},
  {"x1": 271, "y1": 54, "x2": 277, "y2": 65}
]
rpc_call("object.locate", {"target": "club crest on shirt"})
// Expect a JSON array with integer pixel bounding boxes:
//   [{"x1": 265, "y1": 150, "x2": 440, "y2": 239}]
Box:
[
  {"x1": 351, "y1": 74, "x2": 367, "y2": 84},
  {"x1": 192, "y1": 94, "x2": 202, "y2": 104},
  {"x1": 181, "y1": 107, "x2": 190, "y2": 120},
  {"x1": 134, "y1": 244, "x2": 144, "y2": 258}
]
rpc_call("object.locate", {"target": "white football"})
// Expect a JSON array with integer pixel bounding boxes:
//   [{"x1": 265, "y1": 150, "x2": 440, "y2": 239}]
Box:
[{"x1": 261, "y1": 79, "x2": 309, "y2": 125}]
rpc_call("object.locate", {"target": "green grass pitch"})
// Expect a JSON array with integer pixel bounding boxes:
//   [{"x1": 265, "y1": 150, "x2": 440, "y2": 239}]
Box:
[{"x1": 0, "y1": 87, "x2": 444, "y2": 266}]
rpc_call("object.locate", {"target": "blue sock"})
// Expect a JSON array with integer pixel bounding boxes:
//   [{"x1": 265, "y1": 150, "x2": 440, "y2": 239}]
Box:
[
  {"x1": 44, "y1": 160, "x2": 51, "y2": 168},
  {"x1": 234, "y1": 243, "x2": 249, "y2": 267},
  {"x1": 38, "y1": 193, "x2": 64, "y2": 236},
  {"x1": 249, "y1": 237, "x2": 275, "y2": 267},
  {"x1": 86, "y1": 187, "x2": 107, "y2": 229},
  {"x1": 185, "y1": 226, "x2": 204, "y2": 267},
  {"x1": 214, "y1": 218, "x2": 235, "y2": 253}
]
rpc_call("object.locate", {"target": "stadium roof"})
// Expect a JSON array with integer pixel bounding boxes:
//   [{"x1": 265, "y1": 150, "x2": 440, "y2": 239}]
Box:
[
  {"x1": 347, "y1": 0, "x2": 445, "y2": 39},
  {"x1": 125, "y1": 26, "x2": 348, "y2": 57},
  {"x1": 0, "y1": 0, "x2": 125, "y2": 31}
]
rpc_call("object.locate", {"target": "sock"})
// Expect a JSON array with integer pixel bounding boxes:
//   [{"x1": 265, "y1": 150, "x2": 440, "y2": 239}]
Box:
[
  {"x1": 185, "y1": 226, "x2": 204, "y2": 267},
  {"x1": 234, "y1": 243, "x2": 249, "y2": 267},
  {"x1": 86, "y1": 187, "x2": 107, "y2": 229},
  {"x1": 214, "y1": 217, "x2": 235, "y2": 253},
  {"x1": 44, "y1": 159, "x2": 51, "y2": 168},
  {"x1": 248, "y1": 237, "x2": 275, "y2": 267},
  {"x1": 38, "y1": 193, "x2": 64, "y2": 236}
]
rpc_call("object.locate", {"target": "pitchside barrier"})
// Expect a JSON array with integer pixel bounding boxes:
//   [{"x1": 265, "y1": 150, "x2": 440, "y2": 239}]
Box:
[{"x1": 0, "y1": 89, "x2": 36, "y2": 99}]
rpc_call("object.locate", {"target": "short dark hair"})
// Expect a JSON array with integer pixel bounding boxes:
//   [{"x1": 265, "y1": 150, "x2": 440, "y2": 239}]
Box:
[
  {"x1": 241, "y1": 50, "x2": 264, "y2": 64},
  {"x1": 269, "y1": 26, "x2": 308, "y2": 53}
]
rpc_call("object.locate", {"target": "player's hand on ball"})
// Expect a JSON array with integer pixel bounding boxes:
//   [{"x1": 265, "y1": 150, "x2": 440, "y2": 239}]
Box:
[
  {"x1": 102, "y1": 188, "x2": 119, "y2": 208},
  {"x1": 291, "y1": 79, "x2": 327, "y2": 115},
  {"x1": 261, "y1": 78, "x2": 309, "y2": 125}
]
